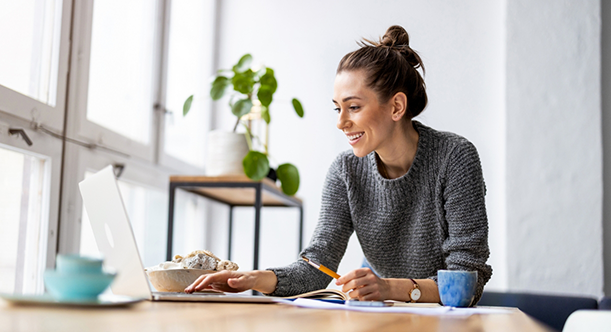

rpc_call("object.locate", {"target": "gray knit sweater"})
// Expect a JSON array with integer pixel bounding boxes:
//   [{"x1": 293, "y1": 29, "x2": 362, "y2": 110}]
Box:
[{"x1": 268, "y1": 121, "x2": 492, "y2": 304}]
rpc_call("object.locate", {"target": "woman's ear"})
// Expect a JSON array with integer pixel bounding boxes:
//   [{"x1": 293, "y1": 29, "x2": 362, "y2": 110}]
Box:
[{"x1": 391, "y1": 92, "x2": 408, "y2": 121}]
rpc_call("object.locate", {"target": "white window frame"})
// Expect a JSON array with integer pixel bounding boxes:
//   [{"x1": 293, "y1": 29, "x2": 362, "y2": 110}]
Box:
[
  {"x1": 58, "y1": 0, "x2": 217, "y2": 255},
  {"x1": 156, "y1": 0, "x2": 216, "y2": 174},
  {"x1": 0, "y1": 112, "x2": 62, "y2": 276},
  {"x1": 57, "y1": 144, "x2": 170, "y2": 254},
  {"x1": 67, "y1": 0, "x2": 164, "y2": 162},
  {"x1": 0, "y1": 0, "x2": 72, "y2": 132}
]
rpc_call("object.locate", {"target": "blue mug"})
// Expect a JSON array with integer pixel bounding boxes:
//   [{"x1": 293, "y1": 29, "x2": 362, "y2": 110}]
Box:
[
  {"x1": 44, "y1": 254, "x2": 115, "y2": 301},
  {"x1": 437, "y1": 270, "x2": 477, "y2": 307}
]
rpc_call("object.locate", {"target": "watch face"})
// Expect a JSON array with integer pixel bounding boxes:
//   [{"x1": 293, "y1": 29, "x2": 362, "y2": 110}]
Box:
[{"x1": 411, "y1": 288, "x2": 421, "y2": 301}]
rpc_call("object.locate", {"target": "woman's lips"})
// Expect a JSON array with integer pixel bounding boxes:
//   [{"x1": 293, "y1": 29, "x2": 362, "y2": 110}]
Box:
[{"x1": 347, "y1": 132, "x2": 364, "y2": 145}]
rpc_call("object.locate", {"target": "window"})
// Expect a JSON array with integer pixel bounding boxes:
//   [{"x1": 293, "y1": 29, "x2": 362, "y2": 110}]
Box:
[
  {"x1": 85, "y1": 0, "x2": 158, "y2": 145},
  {"x1": 162, "y1": 0, "x2": 216, "y2": 168},
  {"x1": 0, "y1": 0, "x2": 62, "y2": 106},
  {"x1": 80, "y1": 173, "x2": 168, "y2": 269},
  {"x1": 0, "y1": 145, "x2": 50, "y2": 295},
  {"x1": 0, "y1": 0, "x2": 69, "y2": 295}
]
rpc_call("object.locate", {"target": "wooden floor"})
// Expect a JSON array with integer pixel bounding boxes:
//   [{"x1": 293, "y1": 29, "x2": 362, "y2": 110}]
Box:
[{"x1": 0, "y1": 300, "x2": 553, "y2": 332}]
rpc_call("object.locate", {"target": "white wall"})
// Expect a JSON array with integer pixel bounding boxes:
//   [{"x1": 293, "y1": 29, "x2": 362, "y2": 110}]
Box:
[
  {"x1": 505, "y1": 0, "x2": 603, "y2": 297},
  {"x1": 209, "y1": 0, "x2": 508, "y2": 290},
  {"x1": 205, "y1": 0, "x2": 606, "y2": 298},
  {"x1": 602, "y1": 0, "x2": 611, "y2": 297}
]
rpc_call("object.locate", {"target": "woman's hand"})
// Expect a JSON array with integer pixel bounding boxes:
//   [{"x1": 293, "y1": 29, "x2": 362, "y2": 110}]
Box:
[
  {"x1": 335, "y1": 268, "x2": 391, "y2": 301},
  {"x1": 184, "y1": 270, "x2": 277, "y2": 294},
  {"x1": 184, "y1": 270, "x2": 256, "y2": 293}
]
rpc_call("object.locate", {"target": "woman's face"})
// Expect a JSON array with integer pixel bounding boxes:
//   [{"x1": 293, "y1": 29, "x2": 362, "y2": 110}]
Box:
[{"x1": 333, "y1": 70, "x2": 395, "y2": 158}]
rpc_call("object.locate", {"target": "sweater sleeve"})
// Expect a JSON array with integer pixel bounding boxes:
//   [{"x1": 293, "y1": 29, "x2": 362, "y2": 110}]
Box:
[
  {"x1": 439, "y1": 141, "x2": 493, "y2": 305},
  {"x1": 266, "y1": 154, "x2": 354, "y2": 297}
]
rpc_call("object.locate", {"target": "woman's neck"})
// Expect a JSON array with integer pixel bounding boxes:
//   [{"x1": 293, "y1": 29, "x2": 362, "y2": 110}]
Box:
[{"x1": 376, "y1": 121, "x2": 419, "y2": 179}]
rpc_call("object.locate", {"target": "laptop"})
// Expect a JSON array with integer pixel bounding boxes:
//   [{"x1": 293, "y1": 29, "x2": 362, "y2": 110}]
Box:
[{"x1": 78, "y1": 165, "x2": 280, "y2": 303}]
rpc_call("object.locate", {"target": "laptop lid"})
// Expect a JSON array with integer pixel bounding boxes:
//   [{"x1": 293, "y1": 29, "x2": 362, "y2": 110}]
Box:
[{"x1": 79, "y1": 165, "x2": 152, "y2": 300}]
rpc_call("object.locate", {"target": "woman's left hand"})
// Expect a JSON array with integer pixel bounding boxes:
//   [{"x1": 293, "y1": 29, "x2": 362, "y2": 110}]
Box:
[{"x1": 336, "y1": 268, "x2": 390, "y2": 301}]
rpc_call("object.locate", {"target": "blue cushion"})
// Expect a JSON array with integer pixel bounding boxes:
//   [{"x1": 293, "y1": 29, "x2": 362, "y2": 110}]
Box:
[{"x1": 478, "y1": 291, "x2": 598, "y2": 331}]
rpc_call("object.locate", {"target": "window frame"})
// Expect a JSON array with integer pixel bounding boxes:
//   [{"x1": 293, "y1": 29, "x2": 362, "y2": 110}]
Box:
[
  {"x1": 0, "y1": 0, "x2": 72, "y2": 132},
  {"x1": 0, "y1": 111, "x2": 63, "y2": 287}
]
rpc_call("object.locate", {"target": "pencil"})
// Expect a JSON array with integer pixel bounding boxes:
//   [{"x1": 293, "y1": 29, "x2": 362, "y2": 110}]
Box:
[{"x1": 301, "y1": 256, "x2": 341, "y2": 279}]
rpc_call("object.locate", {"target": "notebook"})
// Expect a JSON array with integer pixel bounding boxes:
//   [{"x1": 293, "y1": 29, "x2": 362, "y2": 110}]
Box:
[{"x1": 78, "y1": 165, "x2": 280, "y2": 303}]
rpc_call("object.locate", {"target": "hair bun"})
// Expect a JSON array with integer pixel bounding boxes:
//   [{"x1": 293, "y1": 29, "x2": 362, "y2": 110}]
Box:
[{"x1": 380, "y1": 25, "x2": 410, "y2": 48}]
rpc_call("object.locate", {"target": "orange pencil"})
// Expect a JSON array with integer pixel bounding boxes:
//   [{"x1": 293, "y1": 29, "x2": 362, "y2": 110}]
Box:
[{"x1": 301, "y1": 256, "x2": 341, "y2": 279}]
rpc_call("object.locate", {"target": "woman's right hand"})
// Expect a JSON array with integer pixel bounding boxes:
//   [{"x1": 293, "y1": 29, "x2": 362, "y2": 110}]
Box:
[{"x1": 184, "y1": 270, "x2": 277, "y2": 294}]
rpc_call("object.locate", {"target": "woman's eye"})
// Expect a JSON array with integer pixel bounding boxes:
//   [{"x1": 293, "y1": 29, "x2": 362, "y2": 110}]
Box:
[
  {"x1": 349, "y1": 106, "x2": 360, "y2": 111},
  {"x1": 333, "y1": 107, "x2": 340, "y2": 113}
]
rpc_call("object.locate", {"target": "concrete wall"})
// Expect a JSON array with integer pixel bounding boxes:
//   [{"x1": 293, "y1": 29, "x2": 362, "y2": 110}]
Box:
[
  {"x1": 205, "y1": 0, "x2": 605, "y2": 297},
  {"x1": 506, "y1": 0, "x2": 603, "y2": 296}
]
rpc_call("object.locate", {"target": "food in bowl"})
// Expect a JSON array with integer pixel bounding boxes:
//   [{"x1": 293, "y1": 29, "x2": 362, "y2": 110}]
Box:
[{"x1": 145, "y1": 250, "x2": 238, "y2": 292}]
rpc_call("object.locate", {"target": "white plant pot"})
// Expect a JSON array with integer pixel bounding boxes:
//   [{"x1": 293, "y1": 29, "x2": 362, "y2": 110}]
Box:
[{"x1": 206, "y1": 130, "x2": 249, "y2": 176}]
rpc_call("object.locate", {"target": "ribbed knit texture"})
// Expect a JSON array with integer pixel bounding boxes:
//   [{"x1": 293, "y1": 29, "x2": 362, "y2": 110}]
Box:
[{"x1": 268, "y1": 121, "x2": 492, "y2": 305}]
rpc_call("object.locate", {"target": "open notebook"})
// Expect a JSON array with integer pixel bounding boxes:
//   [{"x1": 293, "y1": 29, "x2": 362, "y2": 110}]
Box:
[{"x1": 283, "y1": 289, "x2": 349, "y2": 300}]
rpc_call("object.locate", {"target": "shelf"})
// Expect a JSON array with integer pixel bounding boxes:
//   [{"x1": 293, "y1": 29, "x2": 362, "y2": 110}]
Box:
[{"x1": 169, "y1": 175, "x2": 302, "y2": 207}]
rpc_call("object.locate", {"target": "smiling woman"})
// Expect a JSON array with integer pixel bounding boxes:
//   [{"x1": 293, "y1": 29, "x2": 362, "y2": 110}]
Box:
[{"x1": 184, "y1": 25, "x2": 492, "y2": 306}]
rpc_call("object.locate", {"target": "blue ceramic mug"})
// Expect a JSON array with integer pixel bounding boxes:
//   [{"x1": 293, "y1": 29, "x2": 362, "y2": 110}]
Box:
[{"x1": 437, "y1": 270, "x2": 478, "y2": 307}]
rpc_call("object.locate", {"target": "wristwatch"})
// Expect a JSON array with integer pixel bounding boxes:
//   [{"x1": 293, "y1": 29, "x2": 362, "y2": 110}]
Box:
[{"x1": 409, "y1": 278, "x2": 421, "y2": 303}]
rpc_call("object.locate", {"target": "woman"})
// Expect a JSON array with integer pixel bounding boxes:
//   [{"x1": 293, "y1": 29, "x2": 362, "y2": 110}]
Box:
[{"x1": 185, "y1": 25, "x2": 492, "y2": 304}]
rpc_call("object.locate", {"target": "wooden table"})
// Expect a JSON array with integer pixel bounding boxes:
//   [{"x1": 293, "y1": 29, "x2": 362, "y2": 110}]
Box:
[
  {"x1": 166, "y1": 175, "x2": 303, "y2": 270},
  {"x1": 0, "y1": 300, "x2": 553, "y2": 332}
]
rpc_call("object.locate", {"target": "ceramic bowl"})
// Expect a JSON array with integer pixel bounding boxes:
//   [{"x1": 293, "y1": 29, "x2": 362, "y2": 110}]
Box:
[
  {"x1": 146, "y1": 269, "x2": 215, "y2": 292},
  {"x1": 44, "y1": 270, "x2": 116, "y2": 301}
]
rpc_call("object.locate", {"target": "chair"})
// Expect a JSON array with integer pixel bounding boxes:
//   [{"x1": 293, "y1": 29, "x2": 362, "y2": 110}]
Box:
[
  {"x1": 478, "y1": 291, "x2": 598, "y2": 331},
  {"x1": 599, "y1": 296, "x2": 611, "y2": 310},
  {"x1": 562, "y1": 309, "x2": 611, "y2": 332}
]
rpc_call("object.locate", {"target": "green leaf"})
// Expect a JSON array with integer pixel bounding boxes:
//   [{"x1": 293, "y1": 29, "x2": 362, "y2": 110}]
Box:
[
  {"x1": 233, "y1": 54, "x2": 253, "y2": 72},
  {"x1": 257, "y1": 85, "x2": 274, "y2": 107},
  {"x1": 183, "y1": 95, "x2": 194, "y2": 116},
  {"x1": 231, "y1": 69, "x2": 255, "y2": 94},
  {"x1": 261, "y1": 106, "x2": 271, "y2": 124},
  {"x1": 276, "y1": 163, "x2": 300, "y2": 195},
  {"x1": 292, "y1": 98, "x2": 304, "y2": 118},
  {"x1": 243, "y1": 151, "x2": 269, "y2": 181},
  {"x1": 210, "y1": 76, "x2": 230, "y2": 100},
  {"x1": 259, "y1": 68, "x2": 277, "y2": 93},
  {"x1": 232, "y1": 98, "x2": 253, "y2": 118}
]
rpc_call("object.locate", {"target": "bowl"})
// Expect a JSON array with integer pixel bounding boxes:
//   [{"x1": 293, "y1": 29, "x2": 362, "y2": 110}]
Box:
[
  {"x1": 44, "y1": 270, "x2": 116, "y2": 301},
  {"x1": 146, "y1": 269, "x2": 215, "y2": 292}
]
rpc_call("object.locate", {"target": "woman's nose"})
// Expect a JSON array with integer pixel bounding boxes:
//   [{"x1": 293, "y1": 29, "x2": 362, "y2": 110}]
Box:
[{"x1": 336, "y1": 110, "x2": 350, "y2": 130}]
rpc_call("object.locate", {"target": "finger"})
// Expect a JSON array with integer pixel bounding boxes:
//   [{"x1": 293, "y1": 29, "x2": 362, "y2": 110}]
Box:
[
  {"x1": 192, "y1": 271, "x2": 233, "y2": 291},
  {"x1": 185, "y1": 274, "x2": 208, "y2": 293},
  {"x1": 337, "y1": 268, "x2": 371, "y2": 285},
  {"x1": 348, "y1": 284, "x2": 378, "y2": 301},
  {"x1": 341, "y1": 272, "x2": 376, "y2": 293},
  {"x1": 208, "y1": 282, "x2": 239, "y2": 293},
  {"x1": 193, "y1": 275, "x2": 215, "y2": 291}
]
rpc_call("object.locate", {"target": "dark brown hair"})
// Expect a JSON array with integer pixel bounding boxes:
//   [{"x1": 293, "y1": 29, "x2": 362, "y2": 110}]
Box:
[{"x1": 337, "y1": 25, "x2": 427, "y2": 118}]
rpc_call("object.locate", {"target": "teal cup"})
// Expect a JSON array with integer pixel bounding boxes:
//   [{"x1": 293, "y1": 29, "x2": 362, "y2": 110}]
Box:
[
  {"x1": 437, "y1": 270, "x2": 478, "y2": 307},
  {"x1": 44, "y1": 254, "x2": 116, "y2": 301}
]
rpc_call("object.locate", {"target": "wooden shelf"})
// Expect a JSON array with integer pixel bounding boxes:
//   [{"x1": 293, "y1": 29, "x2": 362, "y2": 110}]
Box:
[{"x1": 169, "y1": 175, "x2": 302, "y2": 207}]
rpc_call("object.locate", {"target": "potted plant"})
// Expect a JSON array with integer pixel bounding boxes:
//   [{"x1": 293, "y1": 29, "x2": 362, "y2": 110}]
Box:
[{"x1": 183, "y1": 54, "x2": 304, "y2": 196}]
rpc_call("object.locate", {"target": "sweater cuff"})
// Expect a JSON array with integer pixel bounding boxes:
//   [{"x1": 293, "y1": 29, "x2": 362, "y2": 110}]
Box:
[{"x1": 265, "y1": 268, "x2": 288, "y2": 297}]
